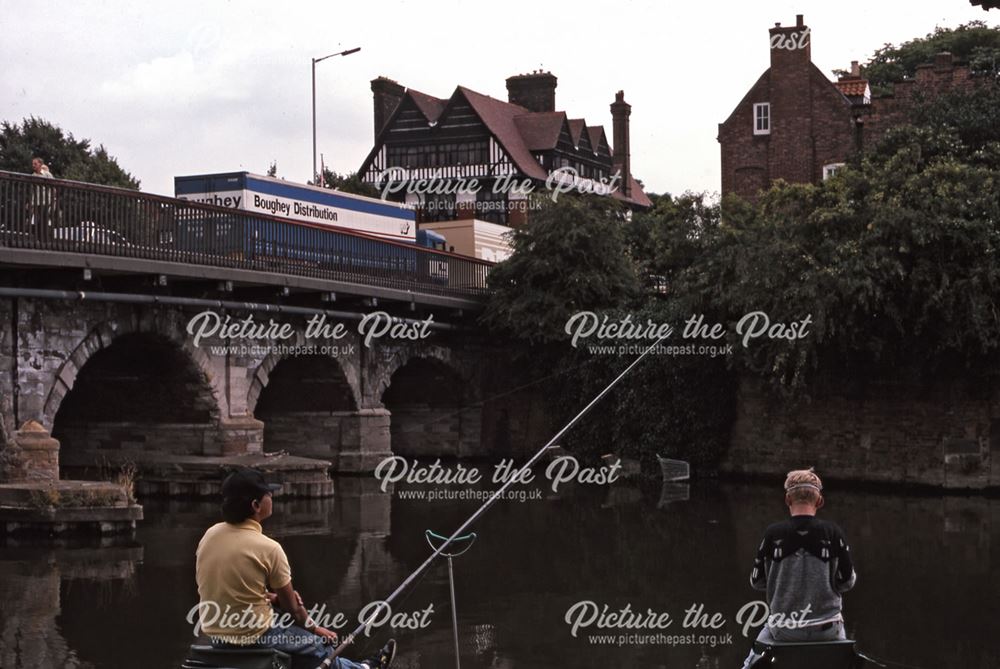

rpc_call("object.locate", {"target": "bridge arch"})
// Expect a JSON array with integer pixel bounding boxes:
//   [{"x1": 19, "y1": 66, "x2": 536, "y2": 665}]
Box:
[
  {"x1": 50, "y1": 328, "x2": 223, "y2": 464},
  {"x1": 378, "y1": 349, "x2": 482, "y2": 457},
  {"x1": 251, "y1": 352, "x2": 362, "y2": 459}
]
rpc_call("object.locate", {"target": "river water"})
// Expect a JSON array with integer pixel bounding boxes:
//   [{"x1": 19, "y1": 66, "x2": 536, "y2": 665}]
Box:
[{"x1": 1, "y1": 473, "x2": 998, "y2": 669}]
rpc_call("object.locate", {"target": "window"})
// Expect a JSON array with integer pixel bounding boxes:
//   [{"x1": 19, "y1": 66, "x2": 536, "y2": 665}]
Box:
[
  {"x1": 753, "y1": 103, "x2": 770, "y2": 135},
  {"x1": 385, "y1": 141, "x2": 488, "y2": 169},
  {"x1": 823, "y1": 163, "x2": 845, "y2": 180}
]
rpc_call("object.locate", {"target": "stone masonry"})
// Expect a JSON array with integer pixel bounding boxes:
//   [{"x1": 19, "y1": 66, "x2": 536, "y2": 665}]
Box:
[
  {"x1": 0, "y1": 296, "x2": 489, "y2": 484},
  {"x1": 723, "y1": 378, "x2": 1000, "y2": 489}
]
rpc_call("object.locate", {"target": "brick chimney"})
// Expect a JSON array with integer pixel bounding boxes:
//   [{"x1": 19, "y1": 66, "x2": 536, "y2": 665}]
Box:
[
  {"x1": 506, "y1": 71, "x2": 557, "y2": 113},
  {"x1": 610, "y1": 90, "x2": 631, "y2": 197},
  {"x1": 769, "y1": 14, "x2": 811, "y2": 70},
  {"x1": 766, "y1": 15, "x2": 814, "y2": 186},
  {"x1": 371, "y1": 76, "x2": 405, "y2": 137}
]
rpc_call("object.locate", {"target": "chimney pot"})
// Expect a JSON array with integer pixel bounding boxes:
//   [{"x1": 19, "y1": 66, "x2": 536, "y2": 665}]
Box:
[
  {"x1": 851, "y1": 60, "x2": 860, "y2": 77},
  {"x1": 796, "y1": 14, "x2": 804, "y2": 27}
]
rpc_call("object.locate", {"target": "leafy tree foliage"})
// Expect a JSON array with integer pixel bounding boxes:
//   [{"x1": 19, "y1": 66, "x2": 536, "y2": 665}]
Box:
[
  {"x1": 482, "y1": 28, "x2": 1000, "y2": 468},
  {"x1": 481, "y1": 194, "x2": 734, "y2": 468},
  {"x1": 314, "y1": 168, "x2": 380, "y2": 198},
  {"x1": 481, "y1": 194, "x2": 639, "y2": 345},
  {"x1": 839, "y1": 22, "x2": 1000, "y2": 95},
  {"x1": 0, "y1": 117, "x2": 139, "y2": 189}
]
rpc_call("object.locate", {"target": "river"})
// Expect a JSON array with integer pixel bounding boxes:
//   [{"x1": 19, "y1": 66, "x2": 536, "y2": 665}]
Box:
[{"x1": 1, "y1": 473, "x2": 998, "y2": 668}]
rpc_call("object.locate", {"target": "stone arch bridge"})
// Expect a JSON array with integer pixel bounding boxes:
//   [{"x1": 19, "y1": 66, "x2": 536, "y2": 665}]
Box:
[{"x1": 0, "y1": 297, "x2": 497, "y2": 494}]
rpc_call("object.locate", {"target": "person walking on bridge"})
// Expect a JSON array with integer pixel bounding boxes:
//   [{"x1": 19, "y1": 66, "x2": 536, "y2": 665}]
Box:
[{"x1": 27, "y1": 156, "x2": 55, "y2": 235}]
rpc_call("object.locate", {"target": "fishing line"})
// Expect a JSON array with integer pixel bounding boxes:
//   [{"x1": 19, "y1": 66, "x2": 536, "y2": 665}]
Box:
[
  {"x1": 387, "y1": 351, "x2": 604, "y2": 439},
  {"x1": 857, "y1": 652, "x2": 929, "y2": 669},
  {"x1": 329, "y1": 334, "x2": 670, "y2": 659}
]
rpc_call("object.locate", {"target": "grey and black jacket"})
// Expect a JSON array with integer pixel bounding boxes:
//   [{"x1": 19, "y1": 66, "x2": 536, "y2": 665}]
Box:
[{"x1": 750, "y1": 515, "x2": 856, "y2": 628}]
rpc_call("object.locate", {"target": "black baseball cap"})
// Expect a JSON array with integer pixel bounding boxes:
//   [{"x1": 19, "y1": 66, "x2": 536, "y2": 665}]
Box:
[{"x1": 221, "y1": 467, "x2": 282, "y2": 499}]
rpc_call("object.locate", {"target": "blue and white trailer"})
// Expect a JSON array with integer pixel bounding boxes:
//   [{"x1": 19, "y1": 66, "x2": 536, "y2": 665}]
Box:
[
  {"x1": 174, "y1": 171, "x2": 415, "y2": 242},
  {"x1": 170, "y1": 171, "x2": 457, "y2": 285}
]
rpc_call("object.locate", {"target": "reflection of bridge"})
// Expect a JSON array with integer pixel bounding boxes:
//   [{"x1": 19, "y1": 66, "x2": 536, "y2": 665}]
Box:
[{"x1": 0, "y1": 171, "x2": 505, "y2": 493}]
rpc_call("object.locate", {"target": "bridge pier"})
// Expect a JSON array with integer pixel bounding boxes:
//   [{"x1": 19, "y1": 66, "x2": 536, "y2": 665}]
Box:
[{"x1": 1, "y1": 295, "x2": 493, "y2": 498}]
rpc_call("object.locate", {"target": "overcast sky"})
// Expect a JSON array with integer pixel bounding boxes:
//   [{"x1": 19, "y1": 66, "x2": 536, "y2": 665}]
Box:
[{"x1": 3, "y1": 1, "x2": 994, "y2": 198}]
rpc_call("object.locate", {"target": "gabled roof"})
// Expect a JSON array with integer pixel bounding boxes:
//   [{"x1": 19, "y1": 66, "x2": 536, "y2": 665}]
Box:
[
  {"x1": 514, "y1": 112, "x2": 568, "y2": 151},
  {"x1": 587, "y1": 126, "x2": 609, "y2": 153},
  {"x1": 362, "y1": 79, "x2": 651, "y2": 207},
  {"x1": 457, "y1": 86, "x2": 549, "y2": 180},
  {"x1": 567, "y1": 119, "x2": 587, "y2": 146},
  {"x1": 408, "y1": 89, "x2": 446, "y2": 123}
]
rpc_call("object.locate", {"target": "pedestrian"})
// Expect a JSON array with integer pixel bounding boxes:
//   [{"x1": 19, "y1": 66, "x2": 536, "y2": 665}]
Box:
[
  {"x1": 739, "y1": 468, "x2": 857, "y2": 669},
  {"x1": 27, "y1": 156, "x2": 55, "y2": 236}
]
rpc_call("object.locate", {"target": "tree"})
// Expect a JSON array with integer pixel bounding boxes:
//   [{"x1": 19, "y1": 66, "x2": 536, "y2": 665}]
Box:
[
  {"x1": 481, "y1": 194, "x2": 639, "y2": 345},
  {"x1": 480, "y1": 193, "x2": 735, "y2": 469},
  {"x1": 314, "y1": 168, "x2": 380, "y2": 198},
  {"x1": 673, "y1": 121, "x2": 1000, "y2": 397},
  {"x1": 839, "y1": 22, "x2": 1000, "y2": 95},
  {"x1": 0, "y1": 117, "x2": 140, "y2": 189}
]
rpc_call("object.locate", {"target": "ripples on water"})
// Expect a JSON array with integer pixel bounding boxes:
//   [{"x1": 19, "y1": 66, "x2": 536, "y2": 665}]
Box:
[{"x1": 1, "y1": 474, "x2": 998, "y2": 668}]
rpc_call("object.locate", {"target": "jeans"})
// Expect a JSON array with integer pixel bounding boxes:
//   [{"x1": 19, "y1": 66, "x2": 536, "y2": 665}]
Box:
[
  {"x1": 213, "y1": 621, "x2": 369, "y2": 669},
  {"x1": 739, "y1": 620, "x2": 845, "y2": 669}
]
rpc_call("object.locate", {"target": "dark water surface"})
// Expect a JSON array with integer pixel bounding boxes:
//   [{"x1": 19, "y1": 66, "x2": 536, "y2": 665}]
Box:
[{"x1": 2, "y1": 474, "x2": 998, "y2": 668}]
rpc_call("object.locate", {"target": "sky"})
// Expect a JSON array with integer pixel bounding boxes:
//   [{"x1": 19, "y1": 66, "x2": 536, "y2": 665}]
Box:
[{"x1": 2, "y1": 0, "x2": 995, "y2": 198}]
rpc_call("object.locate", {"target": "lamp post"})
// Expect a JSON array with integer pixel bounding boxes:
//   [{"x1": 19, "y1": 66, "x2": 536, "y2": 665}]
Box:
[{"x1": 312, "y1": 47, "x2": 361, "y2": 184}]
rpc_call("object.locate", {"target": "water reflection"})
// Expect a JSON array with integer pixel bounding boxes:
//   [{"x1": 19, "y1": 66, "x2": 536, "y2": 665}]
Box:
[
  {"x1": 0, "y1": 474, "x2": 996, "y2": 668},
  {"x1": 0, "y1": 540, "x2": 143, "y2": 669}
]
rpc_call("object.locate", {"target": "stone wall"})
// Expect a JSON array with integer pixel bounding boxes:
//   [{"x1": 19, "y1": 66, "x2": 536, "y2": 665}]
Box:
[
  {"x1": 723, "y1": 378, "x2": 999, "y2": 489},
  {"x1": 55, "y1": 422, "x2": 218, "y2": 456}
]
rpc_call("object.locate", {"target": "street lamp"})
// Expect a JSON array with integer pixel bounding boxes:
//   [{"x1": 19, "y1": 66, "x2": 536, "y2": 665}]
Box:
[{"x1": 312, "y1": 47, "x2": 361, "y2": 184}]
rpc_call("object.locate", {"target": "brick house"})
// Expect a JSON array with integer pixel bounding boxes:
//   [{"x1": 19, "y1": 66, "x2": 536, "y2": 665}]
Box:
[{"x1": 718, "y1": 15, "x2": 981, "y2": 200}]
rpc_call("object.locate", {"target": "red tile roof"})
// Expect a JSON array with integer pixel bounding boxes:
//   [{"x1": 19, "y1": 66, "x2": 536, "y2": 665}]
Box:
[
  {"x1": 567, "y1": 118, "x2": 587, "y2": 146},
  {"x1": 834, "y1": 79, "x2": 869, "y2": 98}
]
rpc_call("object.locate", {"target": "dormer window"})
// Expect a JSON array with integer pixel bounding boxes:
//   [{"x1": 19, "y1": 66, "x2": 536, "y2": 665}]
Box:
[{"x1": 754, "y1": 103, "x2": 771, "y2": 135}]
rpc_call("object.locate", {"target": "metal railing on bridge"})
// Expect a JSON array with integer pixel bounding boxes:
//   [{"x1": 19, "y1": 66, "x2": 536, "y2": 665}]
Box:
[{"x1": 0, "y1": 170, "x2": 492, "y2": 298}]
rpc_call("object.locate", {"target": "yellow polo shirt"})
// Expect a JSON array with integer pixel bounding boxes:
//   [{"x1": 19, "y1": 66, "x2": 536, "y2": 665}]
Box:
[{"x1": 195, "y1": 519, "x2": 292, "y2": 643}]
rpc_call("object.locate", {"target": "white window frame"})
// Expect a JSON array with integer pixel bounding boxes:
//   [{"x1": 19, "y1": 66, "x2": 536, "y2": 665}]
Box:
[
  {"x1": 823, "y1": 163, "x2": 845, "y2": 180},
  {"x1": 753, "y1": 103, "x2": 771, "y2": 135}
]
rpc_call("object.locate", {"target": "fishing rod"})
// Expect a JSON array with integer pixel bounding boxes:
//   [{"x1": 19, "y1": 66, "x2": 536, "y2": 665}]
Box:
[{"x1": 329, "y1": 334, "x2": 670, "y2": 659}]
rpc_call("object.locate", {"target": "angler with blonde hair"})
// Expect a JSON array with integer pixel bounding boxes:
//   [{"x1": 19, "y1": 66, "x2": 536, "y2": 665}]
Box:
[{"x1": 739, "y1": 468, "x2": 857, "y2": 669}]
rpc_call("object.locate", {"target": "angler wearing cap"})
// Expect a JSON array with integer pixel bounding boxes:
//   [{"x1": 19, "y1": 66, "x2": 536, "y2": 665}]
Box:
[
  {"x1": 740, "y1": 468, "x2": 857, "y2": 669},
  {"x1": 195, "y1": 467, "x2": 396, "y2": 669}
]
